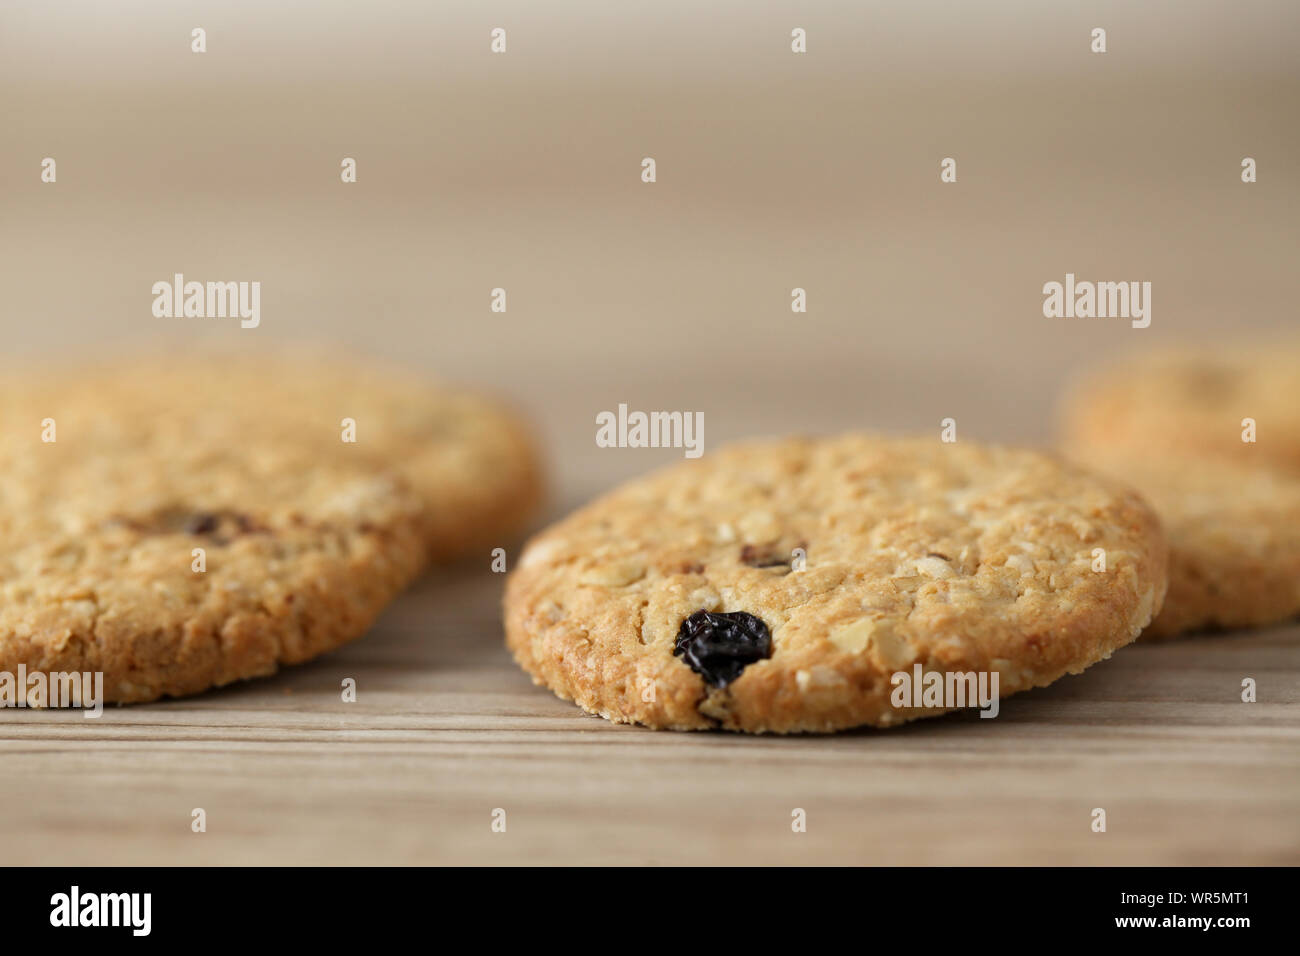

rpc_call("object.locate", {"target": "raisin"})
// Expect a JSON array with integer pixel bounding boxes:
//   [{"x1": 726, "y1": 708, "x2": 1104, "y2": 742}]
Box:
[
  {"x1": 740, "y1": 544, "x2": 791, "y2": 569},
  {"x1": 185, "y1": 512, "x2": 221, "y2": 535},
  {"x1": 183, "y1": 510, "x2": 265, "y2": 539},
  {"x1": 103, "y1": 506, "x2": 264, "y2": 540},
  {"x1": 673, "y1": 610, "x2": 772, "y2": 688}
]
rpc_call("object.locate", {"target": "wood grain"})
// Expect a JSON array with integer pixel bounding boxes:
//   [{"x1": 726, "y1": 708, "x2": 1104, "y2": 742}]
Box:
[{"x1": 2, "y1": 551, "x2": 1296, "y2": 866}]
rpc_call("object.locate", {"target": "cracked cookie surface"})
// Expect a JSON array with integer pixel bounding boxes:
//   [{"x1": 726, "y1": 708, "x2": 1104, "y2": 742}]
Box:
[
  {"x1": 0, "y1": 354, "x2": 541, "y2": 702},
  {"x1": 504, "y1": 435, "x2": 1167, "y2": 733}
]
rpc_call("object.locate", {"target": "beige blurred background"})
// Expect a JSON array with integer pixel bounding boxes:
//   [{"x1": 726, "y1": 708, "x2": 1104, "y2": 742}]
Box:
[{"x1": 3, "y1": 0, "x2": 1297, "y2": 502}]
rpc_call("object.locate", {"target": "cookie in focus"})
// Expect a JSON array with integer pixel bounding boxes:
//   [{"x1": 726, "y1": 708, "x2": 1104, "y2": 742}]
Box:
[{"x1": 504, "y1": 435, "x2": 1168, "y2": 733}]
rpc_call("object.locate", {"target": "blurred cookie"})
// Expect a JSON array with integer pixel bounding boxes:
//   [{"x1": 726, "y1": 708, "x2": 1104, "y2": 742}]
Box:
[
  {"x1": 3, "y1": 354, "x2": 543, "y2": 560},
  {"x1": 0, "y1": 354, "x2": 541, "y2": 702},
  {"x1": 504, "y1": 435, "x2": 1167, "y2": 733},
  {"x1": 1060, "y1": 343, "x2": 1300, "y2": 474},
  {"x1": 1062, "y1": 451, "x2": 1300, "y2": 639}
]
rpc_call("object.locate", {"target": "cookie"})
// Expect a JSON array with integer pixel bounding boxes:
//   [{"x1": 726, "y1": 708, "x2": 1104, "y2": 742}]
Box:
[
  {"x1": 231, "y1": 354, "x2": 543, "y2": 561},
  {"x1": 0, "y1": 354, "x2": 541, "y2": 702},
  {"x1": 1060, "y1": 344, "x2": 1300, "y2": 637},
  {"x1": 1060, "y1": 343, "x2": 1300, "y2": 474},
  {"x1": 1059, "y1": 451, "x2": 1300, "y2": 639},
  {"x1": 5, "y1": 353, "x2": 543, "y2": 560},
  {"x1": 504, "y1": 435, "x2": 1167, "y2": 733}
]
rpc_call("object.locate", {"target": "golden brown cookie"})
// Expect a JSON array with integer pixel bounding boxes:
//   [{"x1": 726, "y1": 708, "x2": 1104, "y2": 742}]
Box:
[
  {"x1": 1060, "y1": 343, "x2": 1300, "y2": 475},
  {"x1": 4, "y1": 354, "x2": 543, "y2": 560},
  {"x1": 504, "y1": 435, "x2": 1167, "y2": 733},
  {"x1": 0, "y1": 354, "x2": 542, "y2": 703},
  {"x1": 1060, "y1": 451, "x2": 1300, "y2": 639},
  {"x1": 1061, "y1": 343, "x2": 1300, "y2": 638}
]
